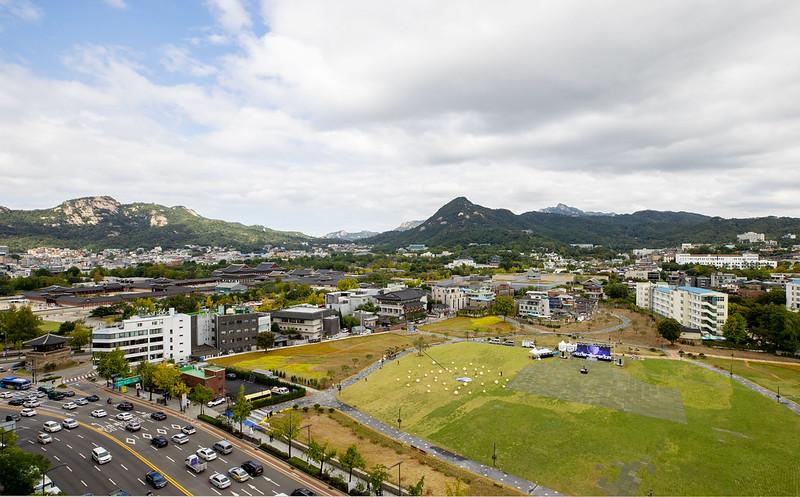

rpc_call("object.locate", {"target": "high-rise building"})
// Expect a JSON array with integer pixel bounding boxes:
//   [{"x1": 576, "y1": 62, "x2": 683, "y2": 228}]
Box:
[{"x1": 636, "y1": 283, "x2": 728, "y2": 336}]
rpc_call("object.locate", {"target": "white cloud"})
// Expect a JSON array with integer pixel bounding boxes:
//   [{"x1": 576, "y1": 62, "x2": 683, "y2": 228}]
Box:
[
  {"x1": 205, "y1": 0, "x2": 251, "y2": 32},
  {"x1": 0, "y1": 0, "x2": 41, "y2": 22},
  {"x1": 103, "y1": 0, "x2": 126, "y2": 9},
  {"x1": 160, "y1": 45, "x2": 217, "y2": 77}
]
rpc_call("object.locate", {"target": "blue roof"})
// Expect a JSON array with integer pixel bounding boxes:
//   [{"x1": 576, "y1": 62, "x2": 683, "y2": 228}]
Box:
[
  {"x1": 677, "y1": 286, "x2": 715, "y2": 294},
  {"x1": 791, "y1": 279, "x2": 800, "y2": 284},
  {"x1": 654, "y1": 286, "x2": 673, "y2": 293}
]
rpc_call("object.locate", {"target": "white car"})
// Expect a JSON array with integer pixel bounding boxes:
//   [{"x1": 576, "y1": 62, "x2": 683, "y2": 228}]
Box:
[
  {"x1": 209, "y1": 473, "x2": 231, "y2": 489},
  {"x1": 62, "y1": 418, "x2": 79, "y2": 429},
  {"x1": 90, "y1": 409, "x2": 108, "y2": 418},
  {"x1": 115, "y1": 412, "x2": 133, "y2": 421},
  {"x1": 75, "y1": 398, "x2": 89, "y2": 406},
  {"x1": 23, "y1": 399, "x2": 41, "y2": 408},
  {"x1": 20, "y1": 408, "x2": 37, "y2": 417},
  {"x1": 196, "y1": 447, "x2": 217, "y2": 461},
  {"x1": 37, "y1": 432, "x2": 53, "y2": 444},
  {"x1": 42, "y1": 420, "x2": 62, "y2": 433},
  {"x1": 171, "y1": 433, "x2": 190, "y2": 445},
  {"x1": 62, "y1": 402, "x2": 77, "y2": 410},
  {"x1": 91, "y1": 447, "x2": 112, "y2": 464},
  {"x1": 0, "y1": 391, "x2": 12, "y2": 399},
  {"x1": 181, "y1": 425, "x2": 196, "y2": 435},
  {"x1": 228, "y1": 467, "x2": 250, "y2": 482},
  {"x1": 207, "y1": 398, "x2": 226, "y2": 407}
]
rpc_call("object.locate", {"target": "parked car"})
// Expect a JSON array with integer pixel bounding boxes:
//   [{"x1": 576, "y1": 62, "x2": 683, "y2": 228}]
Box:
[
  {"x1": 42, "y1": 421, "x2": 62, "y2": 433},
  {"x1": 290, "y1": 488, "x2": 316, "y2": 496},
  {"x1": 117, "y1": 402, "x2": 134, "y2": 411},
  {"x1": 151, "y1": 435, "x2": 169, "y2": 448},
  {"x1": 197, "y1": 447, "x2": 217, "y2": 461},
  {"x1": 91, "y1": 409, "x2": 108, "y2": 418},
  {"x1": 171, "y1": 433, "x2": 190, "y2": 445},
  {"x1": 145, "y1": 471, "x2": 167, "y2": 489},
  {"x1": 5, "y1": 413, "x2": 20, "y2": 422},
  {"x1": 62, "y1": 402, "x2": 77, "y2": 410},
  {"x1": 209, "y1": 473, "x2": 232, "y2": 489},
  {"x1": 37, "y1": 432, "x2": 53, "y2": 444},
  {"x1": 86, "y1": 394, "x2": 100, "y2": 402},
  {"x1": 92, "y1": 447, "x2": 112, "y2": 464},
  {"x1": 63, "y1": 390, "x2": 75, "y2": 397},
  {"x1": 150, "y1": 411, "x2": 167, "y2": 421},
  {"x1": 115, "y1": 412, "x2": 133, "y2": 421},
  {"x1": 75, "y1": 397, "x2": 89, "y2": 406},
  {"x1": 20, "y1": 408, "x2": 36, "y2": 417},
  {"x1": 0, "y1": 391, "x2": 12, "y2": 399},
  {"x1": 225, "y1": 372, "x2": 237, "y2": 380},
  {"x1": 213, "y1": 440, "x2": 234, "y2": 455},
  {"x1": 125, "y1": 421, "x2": 141, "y2": 432},
  {"x1": 181, "y1": 425, "x2": 196, "y2": 435},
  {"x1": 228, "y1": 467, "x2": 250, "y2": 482},
  {"x1": 240, "y1": 460, "x2": 263, "y2": 476},
  {"x1": 207, "y1": 398, "x2": 226, "y2": 407},
  {"x1": 62, "y1": 418, "x2": 79, "y2": 429}
]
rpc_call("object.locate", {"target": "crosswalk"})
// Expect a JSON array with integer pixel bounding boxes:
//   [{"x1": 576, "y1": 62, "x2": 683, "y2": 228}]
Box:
[{"x1": 62, "y1": 372, "x2": 97, "y2": 384}]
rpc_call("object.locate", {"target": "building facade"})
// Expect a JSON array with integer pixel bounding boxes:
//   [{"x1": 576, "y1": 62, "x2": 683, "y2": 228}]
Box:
[
  {"x1": 92, "y1": 308, "x2": 191, "y2": 365},
  {"x1": 787, "y1": 279, "x2": 800, "y2": 312},
  {"x1": 637, "y1": 283, "x2": 728, "y2": 336},
  {"x1": 518, "y1": 291, "x2": 550, "y2": 318},
  {"x1": 374, "y1": 288, "x2": 427, "y2": 321},
  {"x1": 271, "y1": 305, "x2": 340, "y2": 340},
  {"x1": 430, "y1": 284, "x2": 468, "y2": 312},
  {"x1": 674, "y1": 252, "x2": 777, "y2": 269}
]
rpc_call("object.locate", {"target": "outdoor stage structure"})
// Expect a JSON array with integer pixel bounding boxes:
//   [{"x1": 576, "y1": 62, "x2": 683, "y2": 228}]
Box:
[{"x1": 559, "y1": 341, "x2": 615, "y2": 362}]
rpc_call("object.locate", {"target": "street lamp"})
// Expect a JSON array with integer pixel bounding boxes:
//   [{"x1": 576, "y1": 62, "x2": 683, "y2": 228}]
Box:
[
  {"x1": 388, "y1": 461, "x2": 402, "y2": 496},
  {"x1": 299, "y1": 424, "x2": 312, "y2": 462},
  {"x1": 491, "y1": 441, "x2": 497, "y2": 467},
  {"x1": 397, "y1": 407, "x2": 401, "y2": 431},
  {"x1": 730, "y1": 352, "x2": 734, "y2": 377}
]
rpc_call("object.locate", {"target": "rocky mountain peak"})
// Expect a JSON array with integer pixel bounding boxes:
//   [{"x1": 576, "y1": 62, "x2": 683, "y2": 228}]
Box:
[{"x1": 57, "y1": 196, "x2": 121, "y2": 226}]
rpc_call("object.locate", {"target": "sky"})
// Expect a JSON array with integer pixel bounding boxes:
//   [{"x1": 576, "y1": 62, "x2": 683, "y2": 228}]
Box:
[{"x1": 1, "y1": 0, "x2": 799, "y2": 236}]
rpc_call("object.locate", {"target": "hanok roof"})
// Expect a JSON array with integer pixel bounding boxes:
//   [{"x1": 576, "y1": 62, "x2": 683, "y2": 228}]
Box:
[{"x1": 24, "y1": 333, "x2": 68, "y2": 347}]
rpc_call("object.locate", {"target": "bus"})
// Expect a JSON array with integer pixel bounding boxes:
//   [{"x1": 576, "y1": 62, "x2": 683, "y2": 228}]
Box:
[
  {"x1": 1, "y1": 376, "x2": 32, "y2": 390},
  {"x1": 244, "y1": 390, "x2": 272, "y2": 403}
]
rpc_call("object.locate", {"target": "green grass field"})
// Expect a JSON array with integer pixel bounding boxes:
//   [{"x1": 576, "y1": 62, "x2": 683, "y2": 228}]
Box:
[
  {"x1": 209, "y1": 332, "x2": 415, "y2": 383},
  {"x1": 699, "y1": 356, "x2": 800, "y2": 404},
  {"x1": 419, "y1": 316, "x2": 519, "y2": 338},
  {"x1": 40, "y1": 320, "x2": 61, "y2": 333},
  {"x1": 340, "y1": 342, "x2": 800, "y2": 496}
]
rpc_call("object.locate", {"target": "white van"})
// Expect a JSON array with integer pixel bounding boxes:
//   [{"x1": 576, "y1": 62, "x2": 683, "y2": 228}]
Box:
[{"x1": 42, "y1": 420, "x2": 62, "y2": 433}]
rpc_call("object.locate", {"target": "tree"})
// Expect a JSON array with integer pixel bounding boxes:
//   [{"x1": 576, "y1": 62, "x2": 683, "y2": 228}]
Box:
[
  {"x1": 367, "y1": 464, "x2": 389, "y2": 496},
  {"x1": 3, "y1": 306, "x2": 42, "y2": 343},
  {"x1": 231, "y1": 385, "x2": 253, "y2": 434},
  {"x1": 408, "y1": 475, "x2": 425, "y2": 496},
  {"x1": 340, "y1": 445, "x2": 366, "y2": 483},
  {"x1": 131, "y1": 297, "x2": 157, "y2": 315},
  {"x1": 96, "y1": 347, "x2": 130, "y2": 380},
  {"x1": 256, "y1": 331, "x2": 276, "y2": 350},
  {"x1": 189, "y1": 384, "x2": 214, "y2": 415},
  {"x1": 136, "y1": 361, "x2": 156, "y2": 401},
  {"x1": 341, "y1": 314, "x2": 359, "y2": 330},
  {"x1": 271, "y1": 322, "x2": 281, "y2": 333},
  {"x1": 445, "y1": 477, "x2": 469, "y2": 496},
  {"x1": 269, "y1": 412, "x2": 301, "y2": 458},
  {"x1": 152, "y1": 362, "x2": 181, "y2": 398},
  {"x1": 414, "y1": 336, "x2": 427, "y2": 357},
  {"x1": 657, "y1": 318, "x2": 681, "y2": 344},
  {"x1": 492, "y1": 296, "x2": 515, "y2": 317},
  {"x1": 722, "y1": 313, "x2": 748, "y2": 345},
  {"x1": 0, "y1": 443, "x2": 49, "y2": 495},
  {"x1": 69, "y1": 322, "x2": 91, "y2": 351},
  {"x1": 307, "y1": 439, "x2": 337, "y2": 475},
  {"x1": 58, "y1": 321, "x2": 76, "y2": 334},
  {"x1": 337, "y1": 278, "x2": 360, "y2": 291},
  {"x1": 604, "y1": 282, "x2": 630, "y2": 300},
  {"x1": 171, "y1": 381, "x2": 191, "y2": 412}
]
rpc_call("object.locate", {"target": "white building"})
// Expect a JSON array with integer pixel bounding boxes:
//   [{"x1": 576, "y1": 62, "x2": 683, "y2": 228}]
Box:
[
  {"x1": 674, "y1": 252, "x2": 777, "y2": 269},
  {"x1": 92, "y1": 308, "x2": 191, "y2": 365},
  {"x1": 736, "y1": 232, "x2": 766, "y2": 243},
  {"x1": 787, "y1": 279, "x2": 800, "y2": 312},
  {"x1": 446, "y1": 257, "x2": 477, "y2": 269},
  {"x1": 518, "y1": 291, "x2": 550, "y2": 318},
  {"x1": 636, "y1": 283, "x2": 728, "y2": 336},
  {"x1": 430, "y1": 284, "x2": 468, "y2": 312}
]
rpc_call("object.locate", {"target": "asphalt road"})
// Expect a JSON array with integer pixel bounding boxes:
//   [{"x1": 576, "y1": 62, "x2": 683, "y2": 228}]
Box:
[{"x1": 4, "y1": 383, "x2": 330, "y2": 496}]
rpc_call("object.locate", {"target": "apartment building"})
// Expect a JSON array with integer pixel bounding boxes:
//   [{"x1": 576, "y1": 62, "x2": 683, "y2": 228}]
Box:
[
  {"x1": 92, "y1": 308, "x2": 191, "y2": 365},
  {"x1": 637, "y1": 283, "x2": 728, "y2": 336},
  {"x1": 736, "y1": 232, "x2": 766, "y2": 243},
  {"x1": 191, "y1": 306, "x2": 263, "y2": 356},
  {"x1": 430, "y1": 283, "x2": 468, "y2": 312},
  {"x1": 787, "y1": 279, "x2": 800, "y2": 312},
  {"x1": 674, "y1": 252, "x2": 777, "y2": 269},
  {"x1": 518, "y1": 291, "x2": 550, "y2": 318}
]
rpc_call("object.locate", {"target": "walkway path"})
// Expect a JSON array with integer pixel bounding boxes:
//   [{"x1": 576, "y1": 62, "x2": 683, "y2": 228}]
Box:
[
  {"x1": 508, "y1": 312, "x2": 632, "y2": 337},
  {"x1": 687, "y1": 359, "x2": 800, "y2": 415}
]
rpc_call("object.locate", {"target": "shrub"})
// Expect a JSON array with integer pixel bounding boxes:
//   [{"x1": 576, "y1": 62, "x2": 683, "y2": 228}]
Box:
[
  {"x1": 698, "y1": 352, "x2": 706, "y2": 359},
  {"x1": 302, "y1": 406, "x2": 309, "y2": 413},
  {"x1": 260, "y1": 443, "x2": 289, "y2": 460}
]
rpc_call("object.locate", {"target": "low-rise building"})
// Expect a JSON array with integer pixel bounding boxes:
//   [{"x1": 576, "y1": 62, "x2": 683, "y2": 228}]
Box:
[
  {"x1": 180, "y1": 365, "x2": 226, "y2": 399},
  {"x1": 92, "y1": 308, "x2": 191, "y2": 365},
  {"x1": 787, "y1": 279, "x2": 800, "y2": 312},
  {"x1": 518, "y1": 291, "x2": 550, "y2": 318},
  {"x1": 737, "y1": 232, "x2": 766, "y2": 243},
  {"x1": 271, "y1": 305, "x2": 340, "y2": 340},
  {"x1": 430, "y1": 282, "x2": 468, "y2": 312},
  {"x1": 375, "y1": 288, "x2": 427, "y2": 322},
  {"x1": 674, "y1": 252, "x2": 777, "y2": 269}
]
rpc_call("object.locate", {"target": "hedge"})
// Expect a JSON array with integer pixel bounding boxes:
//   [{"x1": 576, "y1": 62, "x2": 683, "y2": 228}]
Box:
[
  {"x1": 259, "y1": 444, "x2": 350, "y2": 493},
  {"x1": 251, "y1": 388, "x2": 305, "y2": 410}
]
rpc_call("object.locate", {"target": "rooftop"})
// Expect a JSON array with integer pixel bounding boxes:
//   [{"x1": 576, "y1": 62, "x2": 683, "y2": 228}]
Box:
[{"x1": 677, "y1": 286, "x2": 717, "y2": 295}]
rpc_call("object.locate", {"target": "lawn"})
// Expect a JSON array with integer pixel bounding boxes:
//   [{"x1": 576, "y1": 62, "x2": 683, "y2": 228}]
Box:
[
  {"x1": 698, "y1": 356, "x2": 800, "y2": 404},
  {"x1": 40, "y1": 320, "x2": 61, "y2": 333},
  {"x1": 340, "y1": 342, "x2": 800, "y2": 496},
  {"x1": 419, "y1": 315, "x2": 519, "y2": 338},
  {"x1": 209, "y1": 332, "x2": 417, "y2": 384}
]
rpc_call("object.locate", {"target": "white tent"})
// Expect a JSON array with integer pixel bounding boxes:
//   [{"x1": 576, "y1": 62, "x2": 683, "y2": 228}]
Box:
[{"x1": 529, "y1": 346, "x2": 553, "y2": 359}]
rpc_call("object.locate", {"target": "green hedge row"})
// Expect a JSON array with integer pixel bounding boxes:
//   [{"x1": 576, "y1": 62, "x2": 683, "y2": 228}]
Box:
[{"x1": 258, "y1": 443, "x2": 350, "y2": 494}]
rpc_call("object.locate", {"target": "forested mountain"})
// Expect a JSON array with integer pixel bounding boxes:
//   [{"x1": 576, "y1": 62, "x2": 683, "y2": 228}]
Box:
[
  {"x1": 0, "y1": 196, "x2": 311, "y2": 251},
  {"x1": 367, "y1": 197, "x2": 800, "y2": 249}
]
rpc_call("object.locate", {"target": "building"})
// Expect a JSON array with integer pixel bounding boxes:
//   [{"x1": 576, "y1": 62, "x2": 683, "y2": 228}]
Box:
[
  {"x1": 215, "y1": 282, "x2": 248, "y2": 295},
  {"x1": 179, "y1": 365, "x2": 226, "y2": 399},
  {"x1": 325, "y1": 288, "x2": 381, "y2": 315},
  {"x1": 430, "y1": 282, "x2": 468, "y2": 312},
  {"x1": 23, "y1": 334, "x2": 71, "y2": 372},
  {"x1": 674, "y1": 252, "x2": 777, "y2": 269},
  {"x1": 637, "y1": 283, "x2": 728, "y2": 336},
  {"x1": 215, "y1": 310, "x2": 260, "y2": 354},
  {"x1": 374, "y1": 288, "x2": 427, "y2": 322},
  {"x1": 737, "y1": 232, "x2": 766, "y2": 243},
  {"x1": 787, "y1": 279, "x2": 800, "y2": 312},
  {"x1": 518, "y1": 291, "x2": 550, "y2": 318},
  {"x1": 271, "y1": 305, "x2": 340, "y2": 340},
  {"x1": 92, "y1": 308, "x2": 191, "y2": 366},
  {"x1": 446, "y1": 257, "x2": 477, "y2": 269}
]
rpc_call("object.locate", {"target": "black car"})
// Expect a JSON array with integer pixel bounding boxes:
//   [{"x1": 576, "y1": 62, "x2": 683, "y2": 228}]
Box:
[
  {"x1": 144, "y1": 471, "x2": 167, "y2": 489},
  {"x1": 290, "y1": 488, "x2": 316, "y2": 496},
  {"x1": 150, "y1": 411, "x2": 167, "y2": 421},
  {"x1": 117, "y1": 402, "x2": 134, "y2": 411},
  {"x1": 151, "y1": 435, "x2": 168, "y2": 448},
  {"x1": 5, "y1": 413, "x2": 20, "y2": 422},
  {"x1": 48, "y1": 391, "x2": 66, "y2": 401},
  {"x1": 86, "y1": 394, "x2": 100, "y2": 402},
  {"x1": 225, "y1": 372, "x2": 237, "y2": 380},
  {"x1": 240, "y1": 460, "x2": 264, "y2": 476},
  {"x1": 8, "y1": 398, "x2": 24, "y2": 406},
  {"x1": 63, "y1": 390, "x2": 75, "y2": 397}
]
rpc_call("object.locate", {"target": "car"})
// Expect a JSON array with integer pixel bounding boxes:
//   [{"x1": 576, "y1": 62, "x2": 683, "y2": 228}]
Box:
[
  {"x1": 63, "y1": 390, "x2": 75, "y2": 397},
  {"x1": 145, "y1": 471, "x2": 167, "y2": 489},
  {"x1": 290, "y1": 488, "x2": 316, "y2": 496},
  {"x1": 181, "y1": 425, "x2": 196, "y2": 435},
  {"x1": 125, "y1": 420, "x2": 141, "y2": 432},
  {"x1": 213, "y1": 440, "x2": 234, "y2": 455},
  {"x1": 150, "y1": 411, "x2": 167, "y2": 421},
  {"x1": 207, "y1": 398, "x2": 226, "y2": 407},
  {"x1": 109, "y1": 491, "x2": 130, "y2": 496},
  {"x1": 151, "y1": 435, "x2": 168, "y2": 448},
  {"x1": 117, "y1": 402, "x2": 134, "y2": 411},
  {"x1": 209, "y1": 473, "x2": 232, "y2": 489},
  {"x1": 171, "y1": 433, "x2": 190, "y2": 445},
  {"x1": 37, "y1": 432, "x2": 53, "y2": 444},
  {"x1": 62, "y1": 402, "x2": 77, "y2": 410},
  {"x1": 42, "y1": 420, "x2": 62, "y2": 433},
  {"x1": 240, "y1": 460, "x2": 263, "y2": 476},
  {"x1": 90, "y1": 409, "x2": 108, "y2": 418},
  {"x1": 23, "y1": 399, "x2": 41, "y2": 408},
  {"x1": 0, "y1": 391, "x2": 12, "y2": 399},
  {"x1": 20, "y1": 408, "x2": 36, "y2": 417},
  {"x1": 86, "y1": 394, "x2": 100, "y2": 402},
  {"x1": 115, "y1": 412, "x2": 133, "y2": 421},
  {"x1": 37, "y1": 386, "x2": 51, "y2": 393},
  {"x1": 61, "y1": 418, "x2": 79, "y2": 429},
  {"x1": 47, "y1": 392, "x2": 66, "y2": 401},
  {"x1": 36, "y1": 391, "x2": 47, "y2": 398},
  {"x1": 8, "y1": 398, "x2": 24, "y2": 406},
  {"x1": 197, "y1": 447, "x2": 217, "y2": 461},
  {"x1": 5, "y1": 413, "x2": 20, "y2": 422},
  {"x1": 225, "y1": 372, "x2": 237, "y2": 380},
  {"x1": 91, "y1": 447, "x2": 112, "y2": 464},
  {"x1": 75, "y1": 397, "x2": 89, "y2": 406},
  {"x1": 228, "y1": 467, "x2": 250, "y2": 482}
]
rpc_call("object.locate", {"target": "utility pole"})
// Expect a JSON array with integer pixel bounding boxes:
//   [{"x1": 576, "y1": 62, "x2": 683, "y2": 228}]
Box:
[
  {"x1": 730, "y1": 353, "x2": 734, "y2": 377},
  {"x1": 492, "y1": 441, "x2": 497, "y2": 467},
  {"x1": 300, "y1": 424, "x2": 312, "y2": 462},
  {"x1": 389, "y1": 461, "x2": 403, "y2": 496},
  {"x1": 397, "y1": 407, "x2": 402, "y2": 431}
]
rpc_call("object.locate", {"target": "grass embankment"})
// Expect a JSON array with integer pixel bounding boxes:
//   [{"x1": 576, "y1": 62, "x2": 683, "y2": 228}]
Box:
[
  {"x1": 419, "y1": 316, "x2": 518, "y2": 338},
  {"x1": 698, "y1": 356, "x2": 800, "y2": 403},
  {"x1": 340, "y1": 341, "x2": 800, "y2": 496}
]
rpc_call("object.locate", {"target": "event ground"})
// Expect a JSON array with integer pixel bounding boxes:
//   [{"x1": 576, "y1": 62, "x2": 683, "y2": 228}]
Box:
[{"x1": 339, "y1": 341, "x2": 800, "y2": 496}]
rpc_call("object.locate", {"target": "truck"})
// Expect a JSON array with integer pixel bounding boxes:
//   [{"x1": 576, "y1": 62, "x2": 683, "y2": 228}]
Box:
[{"x1": 185, "y1": 454, "x2": 208, "y2": 473}]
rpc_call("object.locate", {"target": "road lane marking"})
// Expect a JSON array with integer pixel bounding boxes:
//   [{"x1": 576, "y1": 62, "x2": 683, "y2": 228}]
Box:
[
  {"x1": 53, "y1": 455, "x2": 60, "y2": 461},
  {"x1": 40, "y1": 446, "x2": 47, "y2": 452},
  {"x1": 126, "y1": 438, "x2": 136, "y2": 444},
  {"x1": 157, "y1": 428, "x2": 167, "y2": 434},
  {"x1": 66, "y1": 466, "x2": 72, "y2": 472},
  {"x1": 219, "y1": 457, "x2": 228, "y2": 464},
  {"x1": 91, "y1": 442, "x2": 98, "y2": 447},
  {"x1": 142, "y1": 433, "x2": 152, "y2": 439},
  {"x1": 262, "y1": 477, "x2": 278, "y2": 486},
  {"x1": 241, "y1": 489, "x2": 252, "y2": 496},
  {"x1": 120, "y1": 464, "x2": 128, "y2": 471},
  {"x1": 186, "y1": 470, "x2": 197, "y2": 478},
  {"x1": 109, "y1": 478, "x2": 117, "y2": 486},
  {"x1": 166, "y1": 455, "x2": 175, "y2": 463},
  {"x1": 77, "y1": 434, "x2": 85, "y2": 438},
  {"x1": 211, "y1": 489, "x2": 221, "y2": 496},
  {"x1": 81, "y1": 480, "x2": 88, "y2": 487},
  {"x1": 248, "y1": 484, "x2": 264, "y2": 495},
  {"x1": 66, "y1": 444, "x2": 72, "y2": 449},
  {"x1": 54, "y1": 436, "x2": 61, "y2": 442},
  {"x1": 175, "y1": 445, "x2": 183, "y2": 451},
  {"x1": 79, "y1": 453, "x2": 86, "y2": 459},
  {"x1": 138, "y1": 478, "x2": 146, "y2": 486},
  {"x1": 95, "y1": 465, "x2": 101, "y2": 471},
  {"x1": 171, "y1": 424, "x2": 181, "y2": 429},
  {"x1": 27, "y1": 440, "x2": 34, "y2": 445}
]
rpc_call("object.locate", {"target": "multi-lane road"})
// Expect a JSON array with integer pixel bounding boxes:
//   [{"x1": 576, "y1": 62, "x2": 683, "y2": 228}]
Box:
[{"x1": 3, "y1": 383, "x2": 331, "y2": 496}]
